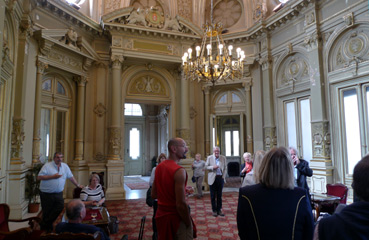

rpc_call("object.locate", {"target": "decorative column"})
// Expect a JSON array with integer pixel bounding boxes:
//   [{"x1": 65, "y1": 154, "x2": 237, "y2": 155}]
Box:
[
  {"x1": 203, "y1": 86, "x2": 211, "y2": 155},
  {"x1": 303, "y1": 8, "x2": 332, "y2": 196},
  {"x1": 10, "y1": 15, "x2": 33, "y2": 167},
  {"x1": 105, "y1": 53, "x2": 125, "y2": 200},
  {"x1": 258, "y1": 53, "x2": 276, "y2": 151},
  {"x1": 32, "y1": 59, "x2": 48, "y2": 163},
  {"x1": 177, "y1": 71, "x2": 191, "y2": 156},
  {"x1": 107, "y1": 55, "x2": 123, "y2": 160},
  {"x1": 243, "y1": 80, "x2": 253, "y2": 153},
  {"x1": 74, "y1": 76, "x2": 87, "y2": 162}
]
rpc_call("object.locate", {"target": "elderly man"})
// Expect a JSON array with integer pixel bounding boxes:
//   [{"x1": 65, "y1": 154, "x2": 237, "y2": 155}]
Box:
[
  {"x1": 37, "y1": 152, "x2": 83, "y2": 232},
  {"x1": 152, "y1": 138, "x2": 194, "y2": 240},
  {"x1": 206, "y1": 146, "x2": 227, "y2": 217},
  {"x1": 289, "y1": 147, "x2": 313, "y2": 196},
  {"x1": 314, "y1": 155, "x2": 369, "y2": 239},
  {"x1": 56, "y1": 199, "x2": 110, "y2": 240}
]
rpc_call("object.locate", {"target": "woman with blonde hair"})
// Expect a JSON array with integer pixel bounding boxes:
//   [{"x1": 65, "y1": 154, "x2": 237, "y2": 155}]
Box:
[
  {"x1": 80, "y1": 173, "x2": 105, "y2": 206},
  {"x1": 241, "y1": 150, "x2": 265, "y2": 187},
  {"x1": 237, "y1": 147, "x2": 314, "y2": 240}
]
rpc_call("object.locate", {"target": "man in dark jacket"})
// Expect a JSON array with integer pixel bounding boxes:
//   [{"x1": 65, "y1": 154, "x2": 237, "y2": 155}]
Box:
[
  {"x1": 314, "y1": 155, "x2": 369, "y2": 240},
  {"x1": 289, "y1": 147, "x2": 313, "y2": 194}
]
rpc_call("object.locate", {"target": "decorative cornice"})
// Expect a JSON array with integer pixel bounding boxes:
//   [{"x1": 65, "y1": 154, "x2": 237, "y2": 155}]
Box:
[{"x1": 36, "y1": 0, "x2": 102, "y2": 36}]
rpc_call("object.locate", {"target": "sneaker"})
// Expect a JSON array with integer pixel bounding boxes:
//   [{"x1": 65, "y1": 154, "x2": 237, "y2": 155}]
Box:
[
  {"x1": 212, "y1": 211, "x2": 218, "y2": 217},
  {"x1": 217, "y1": 210, "x2": 225, "y2": 216}
]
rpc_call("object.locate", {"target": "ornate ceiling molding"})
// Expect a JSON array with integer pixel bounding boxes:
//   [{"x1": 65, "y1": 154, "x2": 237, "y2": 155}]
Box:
[{"x1": 35, "y1": 0, "x2": 102, "y2": 36}]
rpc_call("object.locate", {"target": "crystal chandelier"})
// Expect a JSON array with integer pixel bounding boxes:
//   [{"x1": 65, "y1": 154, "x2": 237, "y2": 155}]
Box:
[{"x1": 181, "y1": 0, "x2": 245, "y2": 85}]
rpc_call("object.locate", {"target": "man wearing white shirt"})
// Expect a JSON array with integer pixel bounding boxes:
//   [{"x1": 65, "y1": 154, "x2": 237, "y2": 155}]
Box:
[
  {"x1": 37, "y1": 152, "x2": 83, "y2": 232},
  {"x1": 205, "y1": 146, "x2": 227, "y2": 217}
]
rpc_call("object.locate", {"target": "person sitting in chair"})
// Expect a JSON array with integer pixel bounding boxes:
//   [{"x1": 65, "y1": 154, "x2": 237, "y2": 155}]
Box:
[
  {"x1": 80, "y1": 173, "x2": 105, "y2": 206},
  {"x1": 56, "y1": 199, "x2": 110, "y2": 240}
]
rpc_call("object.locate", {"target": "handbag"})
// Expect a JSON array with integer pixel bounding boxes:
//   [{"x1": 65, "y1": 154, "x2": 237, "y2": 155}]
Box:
[
  {"x1": 108, "y1": 216, "x2": 119, "y2": 234},
  {"x1": 146, "y1": 186, "x2": 153, "y2": 207},
  {"x1": 191, "y1": 176, "x2": 196, "y2": 183}
]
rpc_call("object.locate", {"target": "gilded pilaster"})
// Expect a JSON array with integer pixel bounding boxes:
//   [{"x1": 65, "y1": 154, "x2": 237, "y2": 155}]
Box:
[
  {"x1": 178, "y1": 71, "x2": 191, "y2": 157},
  {"x1": 258, "y1": 49, "x2": 276, "y2": 151},
  {"x1": 10, "y1": 118, "x2": 25, "y2": 165},
  {"x1": 105, "y1": 53, "x2": 125, "y2": 199},
  {"x1": 32, "y1": 59, "x2": 48, "y2": 163},
  {"x1": 243, "y1": 80, "x2": 253, "y2": 153},
  {"x1": 203, "y1": 86, "x2": 211, "y2": 155},
  {"x1": 74, "y1": 76, "x2": 87, "y2": 162}
]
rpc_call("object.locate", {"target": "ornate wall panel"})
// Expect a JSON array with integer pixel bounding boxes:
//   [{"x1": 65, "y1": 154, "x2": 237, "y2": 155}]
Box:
[
  {"x1": 276, "y1": 53, "x2": 310, "y2": 90},
  {"x1": 328, "y1": 26, "x2": 369, "y2": 73},
  {"x1": 127, "y1": 73, "x2": 169, "y2": 99}
]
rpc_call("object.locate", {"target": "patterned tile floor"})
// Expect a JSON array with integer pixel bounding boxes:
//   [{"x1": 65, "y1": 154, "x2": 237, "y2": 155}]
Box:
[{"x1": 106, "y1": 191, "x2": 240, "y2": 240}]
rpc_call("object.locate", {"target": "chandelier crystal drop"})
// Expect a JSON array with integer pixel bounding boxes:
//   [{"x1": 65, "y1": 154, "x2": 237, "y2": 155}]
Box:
[{"x1": 181, "y1": 0, "x2": 245, "y2": 85}]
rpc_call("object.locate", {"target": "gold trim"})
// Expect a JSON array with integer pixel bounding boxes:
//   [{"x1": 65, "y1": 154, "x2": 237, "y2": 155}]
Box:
[
  {"x1": 292, "y1": 195, "x2": 306, "y2": 240},
  {"x1": 311, "y1": 173, "x2": 333, "y2": 176},
  {"x1": 242, "y1": 195, "x2": 260, "y2": 240},
  {"x1": 310, "y1": 159, "x2": 331, "y2": 163}
]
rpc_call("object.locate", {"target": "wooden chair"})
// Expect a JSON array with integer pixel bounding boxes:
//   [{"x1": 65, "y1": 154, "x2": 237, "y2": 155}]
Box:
[
  {"x1": 138, "y1": 215, "x2": 146, "y2": 240},
  {"x1": 327, "y1": 183, "x2": 349, "y2": 204},
  {"x1": 39, "y1": 231, "x2": 101, "y2": 240},
  {"x1": 320, "y1": 183, "x2": 349, "y2": 214},
  {"x1": 0, "y1": 203, "x2": 42, "y2": 240}
]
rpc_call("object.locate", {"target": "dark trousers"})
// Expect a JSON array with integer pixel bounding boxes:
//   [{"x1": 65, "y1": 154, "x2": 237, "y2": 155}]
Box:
[
  {"x1": 152, "y1": 200, "x2": 158, "y2": 240},
  {"x1": 40, "y1": 191, "x2": 64, "y2": 232},
  {"x1": 209, "y1": 176, "x2": 224, "y2": 212}
]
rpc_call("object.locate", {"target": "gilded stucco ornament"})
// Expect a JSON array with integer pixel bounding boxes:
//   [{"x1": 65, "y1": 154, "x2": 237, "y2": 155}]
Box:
[
  {"x1": 11, "y1": 119, "x2": 25, "y2": 159},
  {"x1": 279, "y1": 55, "x2": 309, "y2": 90},
  {"x1": 94, "y1": 103, "x2": 107, "y2": 117},
  {"x1": 343, "y1": 12, "x2": 354, "y2": 26},
  {"x1": 108, "y1": 127, "x2": 121, "y2": 157},
  {"x1": 312, "y1": 122, "x2": 330, "y2": 158}
]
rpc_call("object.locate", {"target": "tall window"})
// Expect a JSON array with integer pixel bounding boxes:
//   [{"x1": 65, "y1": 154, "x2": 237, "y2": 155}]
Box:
[
  {"x1": 284, "y1": 98, "x2": 312, "y2": 161},
  {"x1": 339, "y1": 85, "x2": 369, "y2": 174},
  {"x1": 40, "y1": 76, "x2": 71, "y2": 162}
]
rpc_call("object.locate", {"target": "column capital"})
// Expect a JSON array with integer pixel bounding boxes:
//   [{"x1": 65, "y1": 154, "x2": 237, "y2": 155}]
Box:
[
  {"x1": 202, "y1": 86, "x2": 211, "y2": 94},
  {"x1": 110, "y1": 54, "x2": 124, "y2": 69},
  {"x1": 19, "y1": 14, "x2": 33, "y2": 40},
  {"x1": 74, "y1": 76, "x2": 88, "y2": 86},
  {"x1": 257, "y1": 55, "x2": 272, "y2": 71},
  {"x1": 303, "y1": 31, "x2": 321, "y2": 52},
  {"x1": 242, "y1": 80, "x2": 253, "y2": 91},
  {"x1": 36, "y1": 59, "x2": 48, "y2": 74}
]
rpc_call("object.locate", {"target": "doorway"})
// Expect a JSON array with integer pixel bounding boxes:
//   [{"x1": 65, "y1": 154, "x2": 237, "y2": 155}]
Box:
[{"x1": 124, "y1": 121, "x2": 144, "y2": 175}]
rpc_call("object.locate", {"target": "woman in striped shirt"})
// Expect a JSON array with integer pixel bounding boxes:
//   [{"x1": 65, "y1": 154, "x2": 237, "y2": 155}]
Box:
[{"x1": 80, "y1": 173, "x2": 105, "y2": 206}]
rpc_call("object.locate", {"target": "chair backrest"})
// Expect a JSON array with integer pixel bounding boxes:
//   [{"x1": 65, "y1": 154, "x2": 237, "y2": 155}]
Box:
[
  {"x1": 0, "y1": 204, "x2": 10, "y2": 232},
  {"x1": 39, "y1": 231, "x2": 101, "y2": 240},
  {"x1": 327, "y1": 183, "x2": 349, "y2": 204},
  {"x1": 73, "y1": 187, "x2": 82, "y2": 199},
  {"x1": 0, "y1": 227, "x2": 32, "y2": 240},
  {"x1": 138, "y1": 215, "x2": 146, "y2": 240}
]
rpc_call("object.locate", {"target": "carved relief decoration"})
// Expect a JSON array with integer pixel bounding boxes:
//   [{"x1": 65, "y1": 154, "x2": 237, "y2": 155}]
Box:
[
  {"x1": 264, "y1": 127, "x2": 276, "y2": 151},
  {"x1": 128, "y1": 75, "x2": 168, "y2": 97},
  {"x1": 178, "y1": 0, "x2": 192, "y2": 20},
  {"x1": 304, "y1": 32, "x2": 321, "y2": 51},
  {"x1": 212, "y1": 0, "x2": 242, "y2": 28},
  {"x1": 60, "y1": 27, "x2": 81, "y2": 50},
  {"x1": 11, "y1": 119, "x2": 25, "y2": 159},
  {"x1": 329, "y1": 28, "x2": 369, "y2": 73},
  {"x1": 277, "y1": 54, "x2": 309, "y2": 89},
  {"x1": 305, "y1": 11, "x2": 316, "y2": 26},
  {"x1": 253, "y1": 0, "x2": 267, "y2": 22},
  {"x1": 104, "y1": 0, "x2": 121, "y2": 15},
  {"x1": 343, "y1": 12, "x2": 354, "y2": 26},
  {"x1": 312, "y1": 122, "x2": 330, "y2": 158},
  {"x1": 189, "y1": 106, "x2": 197, "y2": 119},
  {"x1": 49, "y1": 49, "x2": 83, "y2": 71},
  {"x1": 94, "y1": 103, "x2": 107, "y2": 117},
  {"x1": 94, "y1": 152, "x2": 106, "y2": 161},
  {"x1": 108, "y1": 127, "x2": 121, "y2": 157}
]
